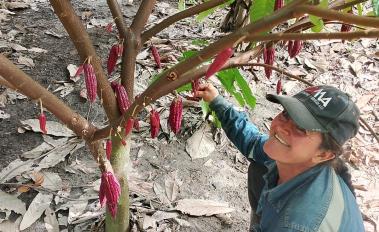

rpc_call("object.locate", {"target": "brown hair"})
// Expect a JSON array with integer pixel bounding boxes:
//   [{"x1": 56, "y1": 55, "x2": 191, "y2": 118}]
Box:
[{"x1": 320, "y1": 133, "x2": 355, "y2": 197}]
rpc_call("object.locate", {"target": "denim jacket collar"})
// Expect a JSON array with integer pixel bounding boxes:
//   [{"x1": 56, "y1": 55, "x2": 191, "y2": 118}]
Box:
[{"x1": 257, "y1": 162, "x2": 326, "y2": 215}]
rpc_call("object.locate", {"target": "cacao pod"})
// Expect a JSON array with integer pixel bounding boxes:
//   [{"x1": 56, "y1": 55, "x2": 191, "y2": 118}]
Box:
[
  {"x1": 289, "y1": 40, "x2": 303, "y2": 58},
  {"x1": 115, "y1": 84, "x2": 130, "y2": 114},
  {"x1": 168, "y1": 96, "x2": 183, "y2": 134},
  {"x1": 191, "y1": 79, "x2": 200, "y2": 95},
  {"x1": 276, "y1": 79, "x2": 282, "y2": 95},
  {"x1": 83, "y1": 63, "x2": 97, "y2": 102},
  {"x1": 124, "y1": 118, "x2": 134, "y2": 135},
  {"x1": 151, "y1": 45, "x2": 161, "y2": 68},
  {"x1": 106, "y1": 139, "x2": 112, "y2": 160},
  {"x1": 274, "y1": 0, "x2": 284, "y2": 11},
  {"x1": 39, "y1": 113, "x2": 47, "y2": 134},
  {"x1": 150, "y1": 109, "x2": 160, "y2": 139},
  {"x1": 263, "y1": 46, "x2": 275, "y2": 79},
  {"x1": 205, "y1": 47, "x2": 233, "y2": 79},
  {"x1": 107, "y1": 45, "x2": 119, "y2": 75}
]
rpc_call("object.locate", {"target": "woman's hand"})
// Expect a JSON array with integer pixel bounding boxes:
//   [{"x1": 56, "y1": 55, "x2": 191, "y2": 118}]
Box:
[{"x1": 195, "y1": 83, "x2": 219, "y2": 103}]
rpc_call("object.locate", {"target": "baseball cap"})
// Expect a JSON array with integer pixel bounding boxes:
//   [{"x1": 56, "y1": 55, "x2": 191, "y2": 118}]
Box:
[{"x1": 266, "y1": 85, "x2": 360, "y2": 146}]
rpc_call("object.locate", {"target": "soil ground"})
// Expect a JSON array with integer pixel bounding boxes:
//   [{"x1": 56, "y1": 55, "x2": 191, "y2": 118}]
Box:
[{"x1": 0, "y1": 0, "x2": 378, "y2": 231}]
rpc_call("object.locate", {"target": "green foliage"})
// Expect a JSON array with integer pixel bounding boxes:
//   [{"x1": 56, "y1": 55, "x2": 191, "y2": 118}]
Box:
[
  {"x1": 217, "y1": 68, "x2": 256, "y2": 110},
  {"x1": 373, "y1": 0, "x2": 379, "y2": 16},
  {"x1": 200, "y1": 100, "x2": 221, "y2": 128},
  {"x1": 249, "y1": 0, "x2": 275, "y2": 23},
  {"x1": 357, "y1": 3, "x2": 363, "y2": 16},
  {"x1": 176, "y1": 50, "x2": 199, "y2": 93},
  {"x1": 195, "y1": 0, "x2": 236, "y2": 22},
  {"x1": 191, "y1": 39, "x2": 209, "y2": 47},
  {"x1": 309, "y1": 0, "x2": 328, "y2": 32}
]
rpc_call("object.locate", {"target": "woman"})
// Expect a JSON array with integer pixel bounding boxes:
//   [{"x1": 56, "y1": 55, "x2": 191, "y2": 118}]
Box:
[{"x1": 195, "y1": 83, "x2": 364, "y2": 232}]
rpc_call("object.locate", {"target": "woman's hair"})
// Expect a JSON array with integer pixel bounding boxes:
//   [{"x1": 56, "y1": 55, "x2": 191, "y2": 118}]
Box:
[{"x1": 320, "y1": 133, "x2": 356, "y2": 197}]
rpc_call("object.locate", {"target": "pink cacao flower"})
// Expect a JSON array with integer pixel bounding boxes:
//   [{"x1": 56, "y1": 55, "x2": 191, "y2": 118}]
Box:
[{"x1": 99, "y1": 171, "x2": 121, "y2": 218}]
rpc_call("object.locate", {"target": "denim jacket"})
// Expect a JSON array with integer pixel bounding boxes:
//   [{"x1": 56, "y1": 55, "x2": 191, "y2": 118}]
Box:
[{"x1": 209, "y1": 95, "x2": 365, "y2": 232}]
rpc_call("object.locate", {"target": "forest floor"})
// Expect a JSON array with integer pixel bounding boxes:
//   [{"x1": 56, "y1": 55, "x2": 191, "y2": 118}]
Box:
[{"x1": 0, "y1": 0, "x2": 378, "y2": 231}]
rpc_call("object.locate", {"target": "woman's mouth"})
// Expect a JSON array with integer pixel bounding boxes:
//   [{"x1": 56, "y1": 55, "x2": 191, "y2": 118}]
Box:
[{"x1": 274, "y1": 134, "x2": 289, "y2": 146}]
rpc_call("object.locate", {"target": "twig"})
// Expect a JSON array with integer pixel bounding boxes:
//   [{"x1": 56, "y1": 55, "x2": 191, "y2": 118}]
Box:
[
  {"x1": 245, "y1": 29, "x2": 379, "y2": 42},
  {"x1": 141, "y1": 0, "x2": 228, "y2": 43},
  {"x1": 107, "y1": 0, "x2": 127, "y2": 38},
  {"x1": 295, "y1": 5, "x2": 379, "y2": 28},
  {"x1": 230, "y1": 63, "x2": 314, "y2": 86},
  {"x1": 359, "y1": 116, "x2": 379, "y2": 144}
]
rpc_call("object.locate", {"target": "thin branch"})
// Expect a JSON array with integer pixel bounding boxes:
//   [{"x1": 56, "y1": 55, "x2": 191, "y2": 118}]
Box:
[
  {"x1": 295, "y1": 5, "x2": 379, "y2": 28},
  {"x1": 286, "y1": 0, "x2": 370, "y2": 33},
  {"x1": 333, "y1": 0, "x2": 368, "y2": 10},
  {"x1": 245, "y1": 29, "x2": 379, "y2": 42},
  {"x1": 49, "y1": 0, "x2": 120, "y2": 124},
  {"x1": 107, "y1": 0, "x2": 128, "y2": 38},
  {"x1": 359, "y1": 117, "x2": 379, "y2": 143},
  {"x1": 230, "y1": 63, "x2": 314, "y2": 86},
  {"x1": 0, "y1": 75, "x2": 15, "y2": 89},
  {"x1": 141, "y1": 0, "x2": 228, "y2": 43},
  {"x1": 130, "y1": 0, "x2": 157, "y2": 35},
  {"x1": 0, "y1": 55, "x2": 96, "y2": 141}
]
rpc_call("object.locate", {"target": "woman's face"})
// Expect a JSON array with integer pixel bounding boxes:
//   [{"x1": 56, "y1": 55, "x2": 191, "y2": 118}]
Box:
[{"x1": 263, "y1": 110, "x2": 326, "y2": 168}]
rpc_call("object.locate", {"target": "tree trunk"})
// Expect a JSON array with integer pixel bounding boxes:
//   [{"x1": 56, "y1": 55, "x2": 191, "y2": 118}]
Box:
[{"x1": 105, "y1": 135, "x2": 132, "y2": 232}]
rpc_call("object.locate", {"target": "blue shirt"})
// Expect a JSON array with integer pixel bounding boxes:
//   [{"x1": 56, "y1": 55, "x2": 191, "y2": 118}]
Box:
[{"x1": 210, "y1": 95, "x2": 364, "y2": 232}]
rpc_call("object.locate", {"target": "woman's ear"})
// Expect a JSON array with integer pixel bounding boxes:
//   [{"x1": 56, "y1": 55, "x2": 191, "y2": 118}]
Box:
[{"x1": 313, "y1": 150, "x2": 335, "y2": 164}]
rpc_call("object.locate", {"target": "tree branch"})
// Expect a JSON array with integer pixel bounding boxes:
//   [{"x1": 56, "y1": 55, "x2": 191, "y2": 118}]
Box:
[
  {"x1": 92, "y1": 0, "x2": 309, "y2": 140},
  {"x1": 107, "y1": 0, "x2": 128, "y2": 39},
  {"x1": 245, "y1": 29, "x2": 379, "y2": 42},
  {"x1": 295, "y1": 5, "x2": 379, "y2": 28},
  {"x1": 0, "y1": 55, "x2": 96, "y2": 141},
  {"x1": 120, "y1": 28, "x2": 137, "y2": 99},
  {"x1": 49, "y1": 0, "x2": 120, "y2": 123},
  {"x1": 333, "y1": 0, "x2": 368, "y2": 10},
  {"x1": 130, "y1": 0, "x2": 157, "y2": 35},
  {"x1": 0, "y1": 75, "x2": 15, "y2": 89},
  {"x1": 141, "y1": 0, "x2": 228, "y2": 43}
]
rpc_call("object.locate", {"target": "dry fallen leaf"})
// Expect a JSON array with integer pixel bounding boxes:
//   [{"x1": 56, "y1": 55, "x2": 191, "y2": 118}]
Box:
[
  {"x1": 175, "y1": 199, "x2": 234, "y2": 216},
  {"x1": 20, "y1": 193, "x2": 53, "y2": 230},
  {"x1": 44, "y1": 207, "x2": 59, "y2": 232},
  {"x1": 17, "y1": 56, "x2": 35, "y2": 68},
  {"x1": 17, "y1": 185, "x2": 31, "y2": 193},
  {"x1": 32, "y1": 172, "x2": 45, "y2": 186}
]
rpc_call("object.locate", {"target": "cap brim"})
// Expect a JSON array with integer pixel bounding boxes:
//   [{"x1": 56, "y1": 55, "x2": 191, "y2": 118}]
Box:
[{"x1": 266, "y1": 94, "x2": 327, "y2": 132}]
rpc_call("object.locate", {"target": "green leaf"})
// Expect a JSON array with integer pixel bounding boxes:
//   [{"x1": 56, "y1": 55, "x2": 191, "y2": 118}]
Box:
[
  {"x1": 309, "y1": 15, "x2": 324, "y2": 32},
  {"x1": 217, "y1": 68, "x2": 256, "y2": 109},
  {"x1": 308, "y1": 0, "x2": 327, "y2": 32},
  {"x1": 212, "y1": 111, "x2": 222, "y2": 128},
  {"x1": 180, "y1": 50, "x2": 198, "y2": 61},
  {"x1": 200, "y1": 100, "x2": 210, "y2": 118},
  {"x1": 357, "y1": 3, "x2": 363, "y2": 16},
  {"x1": 196, "y1": 0, "x2": 235, "y2": 21},
  {"x1": 191, "y1": 39, "x2": 209, "y2": 47},
  {"x1": 373, "y1": 0, "x2": 379, "y2": 16},
  {"x1": 176, "y1": 83, "x2": 192, "y2": 93},
  {"x1": 178, "y1": 0, "x2": 186, "y2": 11},
  {"x1": 196, "y1": 7, "x2": 215, "y2": 21},
  {"x1": 249, "y1": 0, "x2": 275, "y2": 23},
  {"x1": 234, "y1": 71, "x2": 256, "y2": 109}
]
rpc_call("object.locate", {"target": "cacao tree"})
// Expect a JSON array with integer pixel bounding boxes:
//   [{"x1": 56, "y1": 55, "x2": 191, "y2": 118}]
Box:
[{"x1": 0, "y1": 0, "x2": 378, "y2": 231}]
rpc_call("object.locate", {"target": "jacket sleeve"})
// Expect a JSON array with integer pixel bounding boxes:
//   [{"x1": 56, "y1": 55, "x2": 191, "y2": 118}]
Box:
[{"x1": 209, "y1": 95, "x2": 271, "y2": 163}]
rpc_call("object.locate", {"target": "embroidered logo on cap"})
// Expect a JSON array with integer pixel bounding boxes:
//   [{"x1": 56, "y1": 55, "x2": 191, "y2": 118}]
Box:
[{"x1": 303, "y1": 87, "x2": 332, "y2": 109}]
